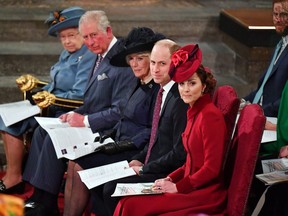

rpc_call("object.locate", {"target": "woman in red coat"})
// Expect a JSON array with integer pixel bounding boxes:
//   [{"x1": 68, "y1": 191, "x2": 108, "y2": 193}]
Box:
[{"x1": 113, "y1": 44, "x2": 228, "y2": 216}]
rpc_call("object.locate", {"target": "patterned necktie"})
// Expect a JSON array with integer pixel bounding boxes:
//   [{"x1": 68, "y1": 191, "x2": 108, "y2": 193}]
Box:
[
  {"x1": 252, "y1": 40, "x2": 283, "y2": 104},
  {"x1": 145, "y1": 88, "x2": 164, "y2": 164},
  {"x1": 93, "y1": 55, "x2": 103, "y2": 75}
]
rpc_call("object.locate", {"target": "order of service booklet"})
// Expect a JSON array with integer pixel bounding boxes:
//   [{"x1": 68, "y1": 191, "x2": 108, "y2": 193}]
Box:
[
  {"x1": 0, "y1": 100, "x2": 40, "y2": 127},
  {"x1": 234, "y1": 115, "x2": 276, "y2": 143},
  {"x1": 261, "y1": 117, "x2": 277, "y2": 143},
  {"x1": 112, "y1": 182, "x2": 163, "y2": 197},
  {"x1": 78, "y1": 160, "x2": 136, "y2": 189},
  {"x1": 256, "y1": 158, "x2": 288, "y2": 185},
  {"x1": 34, "y1": 116, "x2": 114, "y2": 160}
]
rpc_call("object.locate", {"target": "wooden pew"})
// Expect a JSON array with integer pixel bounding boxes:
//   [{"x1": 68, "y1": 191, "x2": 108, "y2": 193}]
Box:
[{"x1": 220, "y1": 8, "x2": 280, "y2": 47}]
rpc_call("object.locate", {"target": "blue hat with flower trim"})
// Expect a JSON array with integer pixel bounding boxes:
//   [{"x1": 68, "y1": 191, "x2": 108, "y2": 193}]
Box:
[{"x1": 46, "y1": 6, "x2": 85, "y2": 37}]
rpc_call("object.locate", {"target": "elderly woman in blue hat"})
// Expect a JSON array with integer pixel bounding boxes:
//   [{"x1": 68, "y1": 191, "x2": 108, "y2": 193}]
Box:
[{"x1": 0, "y1": 6, "x2": 95, "y2": 194}]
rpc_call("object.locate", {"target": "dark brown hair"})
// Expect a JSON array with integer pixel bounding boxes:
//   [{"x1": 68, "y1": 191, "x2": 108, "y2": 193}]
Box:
[
  {"x1": 273, "y1": 0, "x2": 288, "y2": 4},
  {"x1": 196, "y1": 65, "x2": 216, "y2": 96}
]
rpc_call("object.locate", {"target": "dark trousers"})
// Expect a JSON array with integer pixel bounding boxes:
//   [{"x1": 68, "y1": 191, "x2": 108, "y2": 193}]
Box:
[
  {"x1": 258, "y1": 182, "x2": 288, "y2": 216},
  {"x1": 247, "y1": 154, "x2": 277, "y2": 215},
  {"x1": 22, "y1": 126, "x2": 67, "y2": 195}
]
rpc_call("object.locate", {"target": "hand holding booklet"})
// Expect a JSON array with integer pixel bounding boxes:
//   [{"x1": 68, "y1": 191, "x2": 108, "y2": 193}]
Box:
[
  {"x1": 112, "y1": 183, "x2": 163, "y2": 197},
  {"x1": 261, "y1": 117, "x2": 277, "y2": 143},
  {"x1": 34, "y1": 116, "x2": 114, "y2": 160},
  {"x1": 234, "y1": 115, "x2": 276, "y2": 143},
  {"x1": 256, "y1": 158, "x2": 288, "y2": 185},
  {"x1": 78, "y1": 160, "x2": 136, "y2": 189},
  {"x1": 0, "y1": 100, "x2": 40, "y2": 127}
]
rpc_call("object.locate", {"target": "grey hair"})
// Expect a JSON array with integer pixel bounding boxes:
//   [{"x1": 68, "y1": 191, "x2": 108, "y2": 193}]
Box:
[{"x1": 79, "y1": 10, "x2": 110, "y2": 32}]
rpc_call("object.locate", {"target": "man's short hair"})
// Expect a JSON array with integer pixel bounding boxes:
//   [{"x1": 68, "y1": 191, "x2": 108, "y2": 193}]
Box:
[{"x1": 273, "y1": 0, "x2": 288, "y2": 4}]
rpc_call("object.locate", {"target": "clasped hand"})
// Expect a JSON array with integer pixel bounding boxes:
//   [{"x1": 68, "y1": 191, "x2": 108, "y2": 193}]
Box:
[{"x1": 152, "y1": 177, "x2": 177, "y2": 193}]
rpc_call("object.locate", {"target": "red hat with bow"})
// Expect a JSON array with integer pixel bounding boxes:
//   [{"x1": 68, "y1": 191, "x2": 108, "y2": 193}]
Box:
[{"x1": 169, "y1": 44, "x2": 202, "y2": 82}]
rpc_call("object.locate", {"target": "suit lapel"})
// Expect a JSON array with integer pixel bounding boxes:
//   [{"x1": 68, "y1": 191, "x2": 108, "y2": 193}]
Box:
[
  {"x1": 271, "y1": 45, "x2": 288, "y2": 76},
  {"x1": 85, "y1": 58, "x2": 108, "y2": 92},
  {"x1": 84, "y1": 40, "x2": 122, "y2": 94},
  {"x1": 160, "y1": 83, "x2": 178, "y2": 118}
]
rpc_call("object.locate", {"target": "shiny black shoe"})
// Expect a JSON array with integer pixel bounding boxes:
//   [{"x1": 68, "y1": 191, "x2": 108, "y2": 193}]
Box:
[
  {"x1": 25, "y1": 200, "x2": 60, "y2": 216},
  {"x1": 0, "y1": 181, "x2": 25, "y2": 194}
]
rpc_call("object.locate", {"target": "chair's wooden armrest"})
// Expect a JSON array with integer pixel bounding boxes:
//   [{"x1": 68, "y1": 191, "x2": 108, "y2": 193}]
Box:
[
  {"x1": 51, "y1": 97, "x2": 83, "y2": 109},
  {"x1": 32, "y1": 91, "x2": 83, "y2": 109},
  {"x1": 39, "y1": 97, "x2": 83, "y2": 117},
  {"x1": 33, "y1": 82, "x2": 48, "y2": 88},
  {"x1": 16, "y1": 74, "x2": 49, "y2": 101},
  {"x1": 16, "y1": 74, "x2": 48, "y2": 92}
]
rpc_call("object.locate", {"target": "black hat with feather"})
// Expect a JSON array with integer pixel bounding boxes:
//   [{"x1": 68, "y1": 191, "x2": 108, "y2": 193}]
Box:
[{"x1": 110, "y1": 27, "x2": 166, "y2": 67}]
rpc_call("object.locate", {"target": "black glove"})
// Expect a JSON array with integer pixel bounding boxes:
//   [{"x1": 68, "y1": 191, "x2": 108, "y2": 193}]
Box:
[
  {"x1": 94, "y1": 134, "x2": 110, "y2": 144},
  {"x1": 94, "y1": 129, "x2": 116, "y2": 143},
  {"x1": 94, "y1": 140, "x2": 135, "y2": 154}
]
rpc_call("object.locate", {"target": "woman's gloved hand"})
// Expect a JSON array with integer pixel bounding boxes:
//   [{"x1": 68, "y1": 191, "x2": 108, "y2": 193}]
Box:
[{"x1": 94, "y1": 140, "x2": 135, "y2": 154}]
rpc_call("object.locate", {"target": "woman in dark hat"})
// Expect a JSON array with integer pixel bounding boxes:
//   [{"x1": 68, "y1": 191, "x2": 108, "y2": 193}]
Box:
[
  {"x1": 114, "y1": 44, "x2": 228, "y2": 216},
  {"x1": 61, "y1": 27, "x2": 165, "y2": 216},
  {"x1": 0, "y1": 6, "x2": 95, "y2": 194}
]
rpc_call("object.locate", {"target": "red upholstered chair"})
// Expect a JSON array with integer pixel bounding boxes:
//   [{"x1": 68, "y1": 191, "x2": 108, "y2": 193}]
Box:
[
  {"x1": 212, "y1": 85, "x2": 240, "y2": 143},
  {"x1": 224, "y1": 104, "x2": 266, "y2": 216},
  {"x1": 187, "y1": 104, "x2": 265, "y2": 216},
  {"x1": 212, "y1": 85, "x2": 240, "y2": 167}
]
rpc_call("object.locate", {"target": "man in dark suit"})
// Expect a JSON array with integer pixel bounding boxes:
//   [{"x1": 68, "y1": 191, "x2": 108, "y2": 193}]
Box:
[
  {"x1": 90, "y1": 39, "x2": 188, "y2": 216},
  {"x1": 23, "y1": 10, "x2": 135, "y2": 216},
  {"x1": 244, "y1": 2, "x2": 288, "y2": 212},
  {"x1": 243, "y1": 0, "x2": 288, "y2": 118}
]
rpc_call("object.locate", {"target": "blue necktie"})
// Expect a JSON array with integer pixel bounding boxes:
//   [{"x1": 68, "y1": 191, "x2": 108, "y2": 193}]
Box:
[{"x1": 253, "y1": 40, "x2": 283, "y2": 104}]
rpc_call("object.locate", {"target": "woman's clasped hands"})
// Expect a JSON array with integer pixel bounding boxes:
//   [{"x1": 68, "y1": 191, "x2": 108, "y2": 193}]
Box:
[{"x1": 152, "y1": 177, "x2": 177, "y2": 193}]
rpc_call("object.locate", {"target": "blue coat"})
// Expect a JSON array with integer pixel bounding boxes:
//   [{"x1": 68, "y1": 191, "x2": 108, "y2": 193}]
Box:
[
  {"x1": 43, "y1": 44, "x2": 95, "y2": 100},
  {"x1": 0, "y1": 44, "x2": 94, "y2": 136},
  {"x1": 114, "y1": 80, "x2": 159, "y2": 148},
  {"x1": 245, "y1": 43, "x2": 288, "y2": 117}
]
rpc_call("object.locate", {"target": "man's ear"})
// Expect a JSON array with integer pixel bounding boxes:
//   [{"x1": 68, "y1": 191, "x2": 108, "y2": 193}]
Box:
[{"x1": 106, "y1": 26, "x2": 113, "y2": 38}]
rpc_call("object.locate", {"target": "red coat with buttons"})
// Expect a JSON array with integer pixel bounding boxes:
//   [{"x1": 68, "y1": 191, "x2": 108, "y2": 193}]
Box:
[{"x1": 114, "y1": 94, "x2": 228, "y2": 216}]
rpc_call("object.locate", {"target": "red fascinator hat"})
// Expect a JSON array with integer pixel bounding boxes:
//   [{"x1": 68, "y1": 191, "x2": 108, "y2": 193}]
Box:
[{"x1": 169, "y1": 44, "x2": 202, "y2": 82}]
